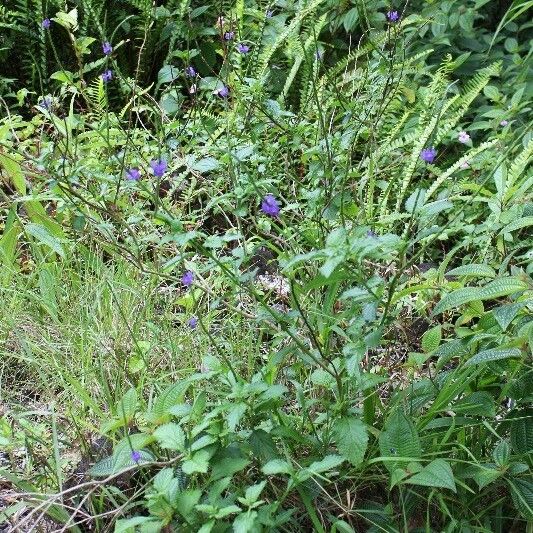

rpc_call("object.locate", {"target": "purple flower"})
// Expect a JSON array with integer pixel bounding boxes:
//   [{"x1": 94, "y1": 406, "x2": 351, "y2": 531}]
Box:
[
  {"x1": 266, "y1": 10, "x2": 273, "y2": 18},
  {"x1": 214, "y1": 85, "x2": 230, "y2": 98},
  {"x1": 126, "y1": 168, "x2": 141, "y2": 181},
  {"x1": 182, "y1": 270, "x2": 194, "y2": 287},
  {"x1": 261, "y1": 194, "x2": 280, "y2": 217},
  {"x1": 367, "y1": 230, "x2": 377, "y2": 238},
  {"x1": 102, "y1": 42, "x2": 113, "y2": 55},
  {"x1": 500, "y1": 120, "x2": 509, "y2": 127},
  {"x1": 101, "y1": 69, "x2": 113, "y2": 83},
  {"x1": 131, "y1": 450, "x2": 141, "y2": 463},
  {"x1": 188, "y1": 316, "x2": 198, "y2": 329},
  {"x1": 315, "y1": 50, "x2": 323, "y2": 60},
  {"x1": 420, "y1": 147, "x2": 437, "y2": 164},
  {"x1": 185, "y1": 66, "x2": 196, "y2": 77},
  {"x1": 458, "y1": 131, "x2": 470, "y2": 144},
  {"x1": 42, "y1": 18, "x2": 51, "y2": 29},
  {"x1": 387, "y1": 11, "x2": 400, "y2": 22},
  {"x1": 150, "y1": 158, "x2": 167, "y2": 177},
  {"x1": 38, "y1": 97, "x2": 52, "y2": 110},
  {"x1": 224, "y1": 31, "x2": 235, "y2": 41},
  {"x1": 236, "y1": 43, "x2": 250, "y2": 54}
]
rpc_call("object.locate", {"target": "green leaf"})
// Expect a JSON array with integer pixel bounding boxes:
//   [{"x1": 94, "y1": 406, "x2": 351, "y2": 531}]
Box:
[
  {"x1": 233, "y1": 511, "x2": 258, "y2": 533},
  {"x1": 510, "y1": 409, "x2": 533, "y2": 455},
  {"x1": 493, "y1": 303, "x2": 524, "y2": 331},
  {"x1": 421, "y1": 325, "x2": 442, "y2": 353},
  {"x1": 433, "y1": 278, "x2": 527, "y2": 315},
  {"x1": 116, "y1": 388, "x2": 138, "y2": 421},
  {"x1": 153, "y1": 423, "x2": 186, "y2": 451},
  {"x1": 175, "y1": 489, "x2": 202, "y2": 520},
  {"x1": 114, "y1": 517, "x2": 162, "y2": 533},
  {"x1": 210, "y1": 457, "x2": 250, "y2": 481},
  {"x1": 182, "y1": 450, "x2": 210, "y2": 474},
  {"x1": 509, "y1": 479, "x2": 533, "y2": 520},
  {"x1": 465, "y1": 347, "x2": 521, "y2": 366},
  {"x1": 406, "y1": 459, "x2": 456, "y2": 492},
  {"x1": 492, "y1": 441, "x2": 510, "y2": 466},
  {"x1": 262, "y1": 459, "x2": 292, "y2": 475},
  {"x1": 0, "y1": 154, "x2": 26, "y2": 195},
  {"x1": 25, "y1": 223, "x2": 66, "y2": 257},
  {"x1": 147, "y1": 382, "x2": 190, "y2": 424},
  {"x1": 499, "y1": 216, "x2": 533, "y2": 234},
  {"x1": 445, "y1": 264, "x2": 496, "y2": 278},
  {"x1": 379, "y1": 410, "x2": 421, "y2": 472},
  {"x1": 452, "y1": 391, "x2": 495, "y2": 416},
  {"x1": 332, "y1": 417, "x2": 368, "y2": 467}
]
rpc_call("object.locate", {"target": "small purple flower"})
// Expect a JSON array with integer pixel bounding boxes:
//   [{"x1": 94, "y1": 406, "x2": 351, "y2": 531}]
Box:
[
  {"x1": 387, "y1": 11, "x2": 400, "y2": 22},
  {"x1": 500, "y1": 120, "x2": 509, "y2": 127},
  {"x1": 42, "y1": 18, "x2": 51, "y2": 29},
  {"x1": 224, "y1": 31, "x2": 235, "y2": 41},
  {"x1": 188, "y1": 316, "x2": 198, "y2": 329},
  {"x1": 182, "y1": 270, "x2": 194, "y2": 287},
  {"x1": 315, "y1": 50, "x2": 323, "y2": 60},
  {"x1": 214, "y1": 85, "x2": 230, "y2": 98},
  {"x1": 367, "y1": 230, "x2": 377, "y2": 238},
  {"x1": 458, "y1": 131, "x2": 470, "y2": 144},
  {"x1": 131, "y1": 450, "x2": 142, "y2": 463},
  {"x1": 102, "y1": 42, "x2": 113, "y2": 55},
  {"x1": 185, "y1": 65, "x2": 196, "y2": 77},
  {"x1": 261, "y1": 194, "x2": 280, "y2": 217},
  {"x1": 420, "y1": 147, "x2": 437, "y2": 164},
  {"x1": 38, "y1": 97, "x2": 52, "y2": 110},
  {"x1": 101, "y1": 69, "x2": 113, "y2": 83},
  {"x1": 236, "y1": 43, "x2": 250, "y2": 54},
  {"x1": 266, "y1": 10, "x2": 273, "y2": 18},
  {"x1": 126, "y1": 168, "x2": 141, "y2": 181},
  {"x1": 150, "y1": 158, "x2": 167, "y2": 177}
]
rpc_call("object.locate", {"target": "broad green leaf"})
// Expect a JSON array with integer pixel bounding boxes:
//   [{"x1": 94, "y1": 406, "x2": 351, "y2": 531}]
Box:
[
  {"x1": 146, "y1": 381, "x2": 190, "y2": 424},
  {"x1": 452, "y1": 391, "x2": 495, "y2": 416},
  {"x1": 445, "y1": 264, "x2": 496, "y2": 278},
  {"x1": 433, "y1": 278, "x2": 527, "y2": 315},
  {"x1": 421, "y1": 325, "x2": 441, "y2": 353},
  {"x1": 509, "y1": 479, "x2": 533, "y2": 520},
  {"x1": 510, "y1": 408, "x2": 533, "y2": 455},
  {"x1": 262, "y1": 459, "x2": 292, "y2": 475},
  {"x1": 406, "y1": 459, "x2": 456, "y2": 492},
  {"x1": 493, "y1": 303, "x2": 524, "y2": 331},
  {"x1": 114, "y1": 517, "x2": 162, "y2": 533},
  {"x1": 379, "y1": 410, "x2": 421, "y2": 472},
  {"x1": 332, "y1": 417, "x2": 368, "y2": 467},
  {"x1": 465, "y1": 347, "x2": 521, "y2": 365},
  {"x1": 0, "y1": 154, "x2": 26, "y2": 195},
  {"x1": 182, "y1": 449, "x2": 210, "y2": 474},
  {"x1": 499, "y1": 216, "x2": 533, "y2": 234},
  {"x1": 210, "y1": 457, "x2": 250, "y2": 481},
  {"x1": 492, "y1": 441, "x2": 510, "y2": 466},
  {"x1": 25, "y1": 223, "x2": 65, "y2": 257},
  {"x1": 307, "y1": 454, "x2": 344, "y2": 474},
  {"x1": 116, "y1": 388, "x2": 137, "y2": 421},
  {"x1": 153, "y1": 423, "x2": 186, "y2": 451},
  {"x1": 233, "y1": 511, "x2": 258, "y2": 533},
  {"x1": 175, "y1": 489, "x2": 202, "y2": 520}
]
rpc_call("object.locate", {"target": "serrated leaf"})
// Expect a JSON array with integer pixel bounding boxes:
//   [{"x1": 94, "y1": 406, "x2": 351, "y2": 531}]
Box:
[
  {"x1": 262, "y1": 459, "x2": 292, "y2": 475},
  {"x1": 116, "y1": 388, "x2": 137, "y2": 421},
  {"x1": 182, "y1": 450, "x2": 210, "y2": 474},
  {"x1": 493, "y1": 303, "x2": 524, "y2": 331},
  {"x1": 175, "y1": 489, "x2": 202, "y2": 520},
  {"x1": 332, "y1": 417, "x2": 368, "y2": 467},
  {"x1": 445, "y1": 264, "x2": 496, "y2": 278},
  {"x1": 146, "y1": 382, "x2": 190, "y2": 424},
  {"x1": 499, "y1": 216, "x2": 533, "y2": 234},
  {"x1": 210, "y1": 457, "x2": 250, "y2": 481},
  {"x1": 465, "y1": 347, "x2": 521, "y2": 365},
  {"x1": 510, "y1": 408, "x2": 533, "y2": 455},
  {"x1": 114, "y1": 516, "x2": 162, "y2": 533},
  {"x1": 406, "y1": 459, "x2": 456, "y2": 492},
  {"x1": 433, "y1": 278, "x2": 527, "y2": 315},
  {"x1": 379, "y1": 410, "x2": 421, "y2": 472},
  {"x1": 307, "y1": 454, "x2": 344, "y2": 474},
  {"x1": 421, "y1": 325, "x2": 441, "y2": 353},
  {"x1": 492, "y1": 441, "x2": 510, "y2": 466},
  {"x1": 452, "y1": 391, "x2": 495, "y2": 416},
  {"x1": 509, "y1": 479, "x2": 533, "y2": 519},
  {"x1": 153, "y1": 423, "x2": 185, "y2": 451}
]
